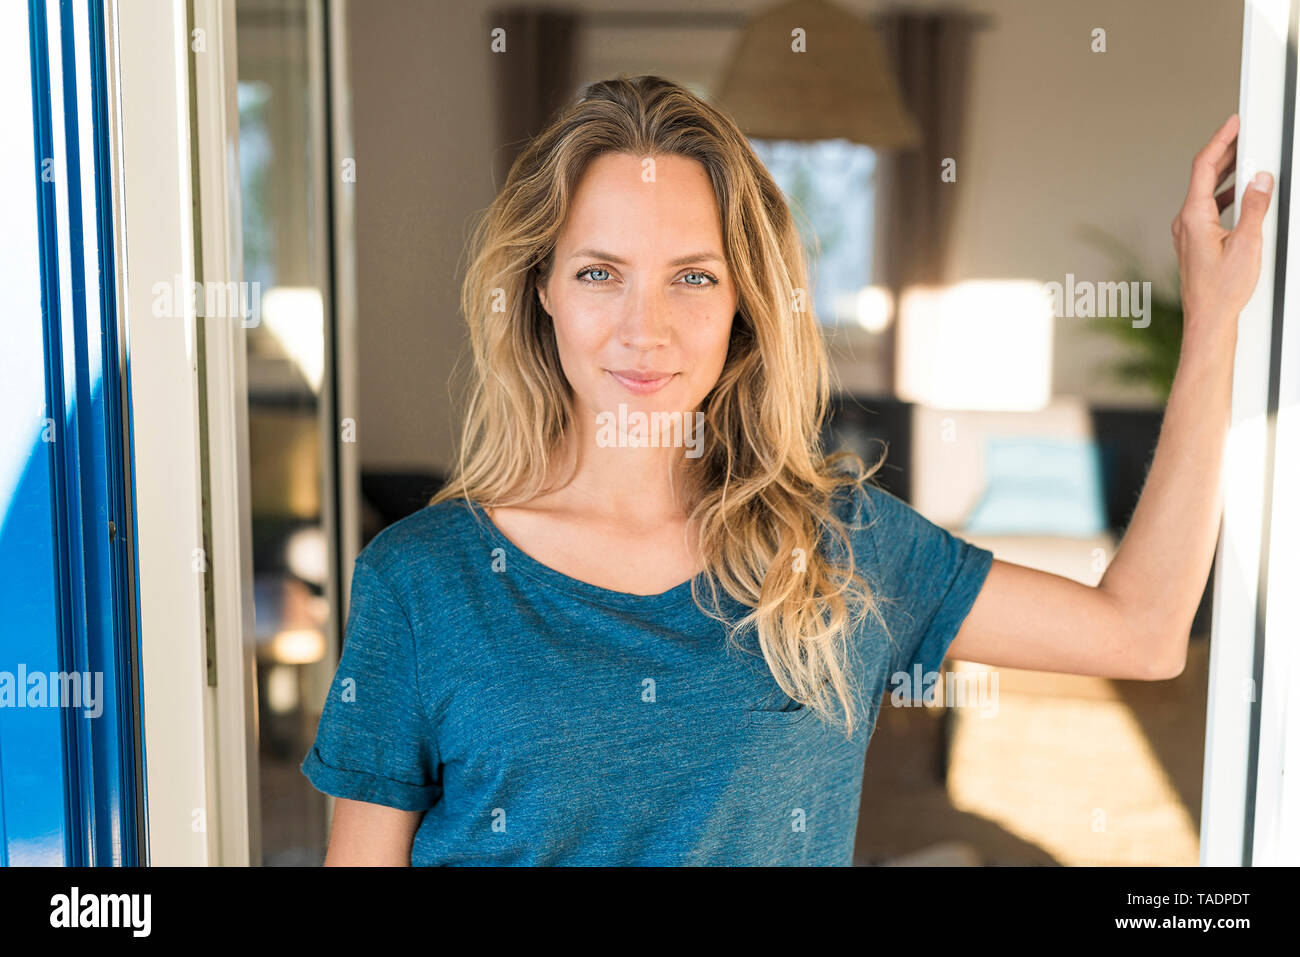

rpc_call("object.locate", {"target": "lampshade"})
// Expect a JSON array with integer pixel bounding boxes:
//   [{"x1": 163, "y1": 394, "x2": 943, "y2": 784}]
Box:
[{"x1": 714, "y1": 0, "x2": 921, "y2": 148}]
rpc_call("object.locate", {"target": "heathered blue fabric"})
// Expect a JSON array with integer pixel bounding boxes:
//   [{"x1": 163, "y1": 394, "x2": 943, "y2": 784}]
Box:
[{"x1": 301, "y1": 482, "x2": 994, "y2": 865}]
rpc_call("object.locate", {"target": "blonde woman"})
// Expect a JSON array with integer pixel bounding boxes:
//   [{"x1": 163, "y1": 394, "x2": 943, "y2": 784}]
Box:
[{"x1": 303, "y1": 75, "x2": 1273, "y2": 866}]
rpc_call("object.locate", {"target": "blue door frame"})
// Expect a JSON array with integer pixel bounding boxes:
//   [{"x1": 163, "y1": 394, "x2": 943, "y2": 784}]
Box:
[{"x1": 0, "y1": 0, "x2": 145, "y2": 866}]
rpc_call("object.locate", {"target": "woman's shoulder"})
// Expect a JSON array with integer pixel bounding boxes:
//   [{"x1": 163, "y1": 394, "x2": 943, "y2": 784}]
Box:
[
  {"x1": 823, "y1": 478, "x2": 923, "y2": 576},
  {"x1": 354, "y1": 497, "x2": 482, "y2": 582},
  {"x1": 828, "y1": 476, "x2": 898, "y2": 530}
]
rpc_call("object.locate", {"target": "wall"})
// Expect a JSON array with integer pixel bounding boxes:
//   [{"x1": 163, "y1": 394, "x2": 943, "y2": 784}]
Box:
[
  {"x1": 347, "y1": 0, "x2": 495, "y2": 472},
  {"x1": 945, "y1": 0, "x2": 1243, "y2": 405}
]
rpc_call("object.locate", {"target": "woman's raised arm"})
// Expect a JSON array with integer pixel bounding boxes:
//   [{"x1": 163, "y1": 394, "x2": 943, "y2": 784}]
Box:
[{"x1": 947, "y1": 113, "x2": 1274, "y2": 680}]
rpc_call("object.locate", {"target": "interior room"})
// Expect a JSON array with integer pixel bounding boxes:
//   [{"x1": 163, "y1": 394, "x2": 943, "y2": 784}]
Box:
[{"x1": 238, "y1": 0, "x2": 1237, "y2": 865}]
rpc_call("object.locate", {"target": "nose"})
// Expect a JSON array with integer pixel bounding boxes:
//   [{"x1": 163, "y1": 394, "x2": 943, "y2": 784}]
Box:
[{"x1": 617, "y1": 285, "x2": 672, "y2": 350}]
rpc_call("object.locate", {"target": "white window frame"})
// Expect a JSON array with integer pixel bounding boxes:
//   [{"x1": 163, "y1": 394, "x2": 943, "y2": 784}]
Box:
[
  {"x1": 1202, "y1": 0, "x2": 1297, "y2": 866},
  {"x1": 108, "y1": 0, "x2": 255, "y2": 865}
]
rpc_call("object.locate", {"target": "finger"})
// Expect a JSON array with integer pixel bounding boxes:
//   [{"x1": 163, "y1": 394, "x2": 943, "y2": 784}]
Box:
[
  {"x1": 1216, "y1": 186, "x2": 1234, "y2": 213},
  {"x1": 1216, "y1": 155, "x2": 1237, "y2": 193},
  {"x1": 1232, "y1": 170, "x2": 1274, "y2": 236},
  {"x1": 1187, "y1": 113, "x2": 1241, "y2": 205}
]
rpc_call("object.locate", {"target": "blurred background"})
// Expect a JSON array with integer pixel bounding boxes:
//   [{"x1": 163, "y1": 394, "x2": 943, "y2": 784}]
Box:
[{"x1": 239, "y1": 0, "x2": 1233, "y2": 865}]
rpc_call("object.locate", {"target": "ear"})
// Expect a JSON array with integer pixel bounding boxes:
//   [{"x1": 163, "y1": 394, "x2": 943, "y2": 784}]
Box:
[{"x1": 536, "y1": 279, "x2": 551, "y2": 317}]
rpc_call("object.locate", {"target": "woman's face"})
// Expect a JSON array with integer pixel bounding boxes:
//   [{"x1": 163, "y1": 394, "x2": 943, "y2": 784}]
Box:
[{"x1": 537, "y1": 152, "x2": 738, "y2": 427}]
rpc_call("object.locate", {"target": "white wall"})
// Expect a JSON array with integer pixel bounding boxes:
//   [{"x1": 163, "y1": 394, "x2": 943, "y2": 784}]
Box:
[{"x1": 946, "y1": 0, "x2": 1242, "y2": 405}]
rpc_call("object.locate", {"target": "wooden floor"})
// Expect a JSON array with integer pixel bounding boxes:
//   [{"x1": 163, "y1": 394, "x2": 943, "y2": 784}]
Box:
[{"x1": 855, "y1": 637, "x2": 1210, "y2": 866}]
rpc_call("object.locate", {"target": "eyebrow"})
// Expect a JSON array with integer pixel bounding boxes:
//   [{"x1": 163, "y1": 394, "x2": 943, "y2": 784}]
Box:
[{"x1": 568, "y1": 248, "x2": 725, "y2": 268}]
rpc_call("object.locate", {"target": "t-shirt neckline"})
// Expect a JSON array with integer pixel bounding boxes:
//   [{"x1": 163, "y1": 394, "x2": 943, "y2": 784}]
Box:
[{"x1": 457, "y1": 498, "x2": 704, "y2": 611}]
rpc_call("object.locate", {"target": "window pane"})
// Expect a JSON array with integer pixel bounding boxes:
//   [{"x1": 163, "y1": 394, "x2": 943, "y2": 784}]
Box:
[{"x1": 748, "y1": 138, "x2": 876, "y2": 326}]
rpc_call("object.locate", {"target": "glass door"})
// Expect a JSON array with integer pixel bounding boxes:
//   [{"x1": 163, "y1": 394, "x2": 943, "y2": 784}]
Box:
[
  {"x1": 0, "y1": 0, "x2": 143, "y2": 866},
  {"x1": 235, "y1": 0, "x2": 342, "y2": 866}
]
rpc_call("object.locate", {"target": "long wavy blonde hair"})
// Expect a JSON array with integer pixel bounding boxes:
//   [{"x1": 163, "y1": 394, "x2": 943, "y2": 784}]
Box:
[{"x1": 430, "y1": 74, "x2": 888, "y2": 736}]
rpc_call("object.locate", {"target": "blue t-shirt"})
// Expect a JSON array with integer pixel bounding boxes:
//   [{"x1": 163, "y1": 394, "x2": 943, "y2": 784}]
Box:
[{"x1": 301, "y1": 482, "x2": 993, "y2": 865}]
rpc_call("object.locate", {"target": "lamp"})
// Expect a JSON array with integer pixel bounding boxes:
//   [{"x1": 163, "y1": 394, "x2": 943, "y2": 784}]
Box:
[{"x1": 714, "y1": 0, "x2": 920, "y2": 148}]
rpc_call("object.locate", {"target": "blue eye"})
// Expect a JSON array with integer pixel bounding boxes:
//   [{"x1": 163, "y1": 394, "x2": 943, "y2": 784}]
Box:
[
  {"x1": 680, "y1": 271, "x2": 719, "y2": 287},
  {"x1": 576, "y1": 267, "x2": 611, "y2": 284}
]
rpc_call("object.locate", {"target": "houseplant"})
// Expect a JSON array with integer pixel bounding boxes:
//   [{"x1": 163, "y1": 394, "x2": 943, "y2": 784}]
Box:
[{"x1": 1075, "y1": 224, "x2": 1185, "y2": 403}]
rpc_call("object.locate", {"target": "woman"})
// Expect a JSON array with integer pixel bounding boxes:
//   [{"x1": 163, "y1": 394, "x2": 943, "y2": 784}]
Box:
[{"x1": 303, "y1": 75, "x2": 1273, "y2": 865}]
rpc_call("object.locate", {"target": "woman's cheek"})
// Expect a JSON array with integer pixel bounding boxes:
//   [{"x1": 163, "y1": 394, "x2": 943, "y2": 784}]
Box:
[
  {"x1": 553, "y1": 309, "x2": 605, "y2": 357},
  {"x1": 694, "y1": 311, "x2": 734, "y2": 359},
  {"x1": 573, "y1": 300, "x2": 618, "y2": 339}
]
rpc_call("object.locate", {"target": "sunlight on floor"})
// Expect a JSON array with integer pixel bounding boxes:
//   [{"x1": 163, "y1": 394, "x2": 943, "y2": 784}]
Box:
[{"x1": 946, "y1": 664, "x2": 1200, "y2": 866}]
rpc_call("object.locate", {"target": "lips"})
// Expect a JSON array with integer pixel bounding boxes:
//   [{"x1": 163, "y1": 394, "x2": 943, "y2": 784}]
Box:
[{"x1": 607, "y1": 369, "x2": 677, "y2": 395}]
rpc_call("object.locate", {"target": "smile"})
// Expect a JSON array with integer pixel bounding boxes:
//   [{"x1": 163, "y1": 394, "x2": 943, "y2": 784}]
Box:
[{"x1": 607, "y1": 369, "x2": 677, "y2": 395}]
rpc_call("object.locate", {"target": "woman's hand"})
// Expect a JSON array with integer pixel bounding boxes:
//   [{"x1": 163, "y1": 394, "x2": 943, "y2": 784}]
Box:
[{"x1": 1171, "y1": 113, "x2": 1274, "y2": 344}]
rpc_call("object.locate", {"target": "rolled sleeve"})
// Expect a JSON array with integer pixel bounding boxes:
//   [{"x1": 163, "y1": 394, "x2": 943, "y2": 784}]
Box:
[
  {"x1": 302, "y1": 746, "x2": 440, "y2": 811},
  {"x1": 301, "y1": 557, "x2": 442, "y2": 812}
]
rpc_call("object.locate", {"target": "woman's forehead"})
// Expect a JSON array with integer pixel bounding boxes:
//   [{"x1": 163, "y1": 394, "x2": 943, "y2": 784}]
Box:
[{"x1": 560, "y1": 154, "x2": 724, "y2": 260}]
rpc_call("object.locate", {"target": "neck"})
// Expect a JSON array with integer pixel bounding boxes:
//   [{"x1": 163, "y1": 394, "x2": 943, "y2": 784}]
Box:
[{"x1": 546, "y1": 405, "x2": 696, "y2": 523}]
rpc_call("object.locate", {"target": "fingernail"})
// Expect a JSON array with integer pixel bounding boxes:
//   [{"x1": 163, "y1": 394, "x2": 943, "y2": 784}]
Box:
[{"x1": 1250, "y1": 171, "x2": 1274, "y2": 192}]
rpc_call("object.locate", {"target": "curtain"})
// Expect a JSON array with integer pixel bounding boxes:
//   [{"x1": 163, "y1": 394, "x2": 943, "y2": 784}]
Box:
[
  {"x1": 871, "y1": 9, "x2": 977, "y2": 392},
  {"x1": 490, "y1": 6, "x2": 580, "y2": 188}
]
